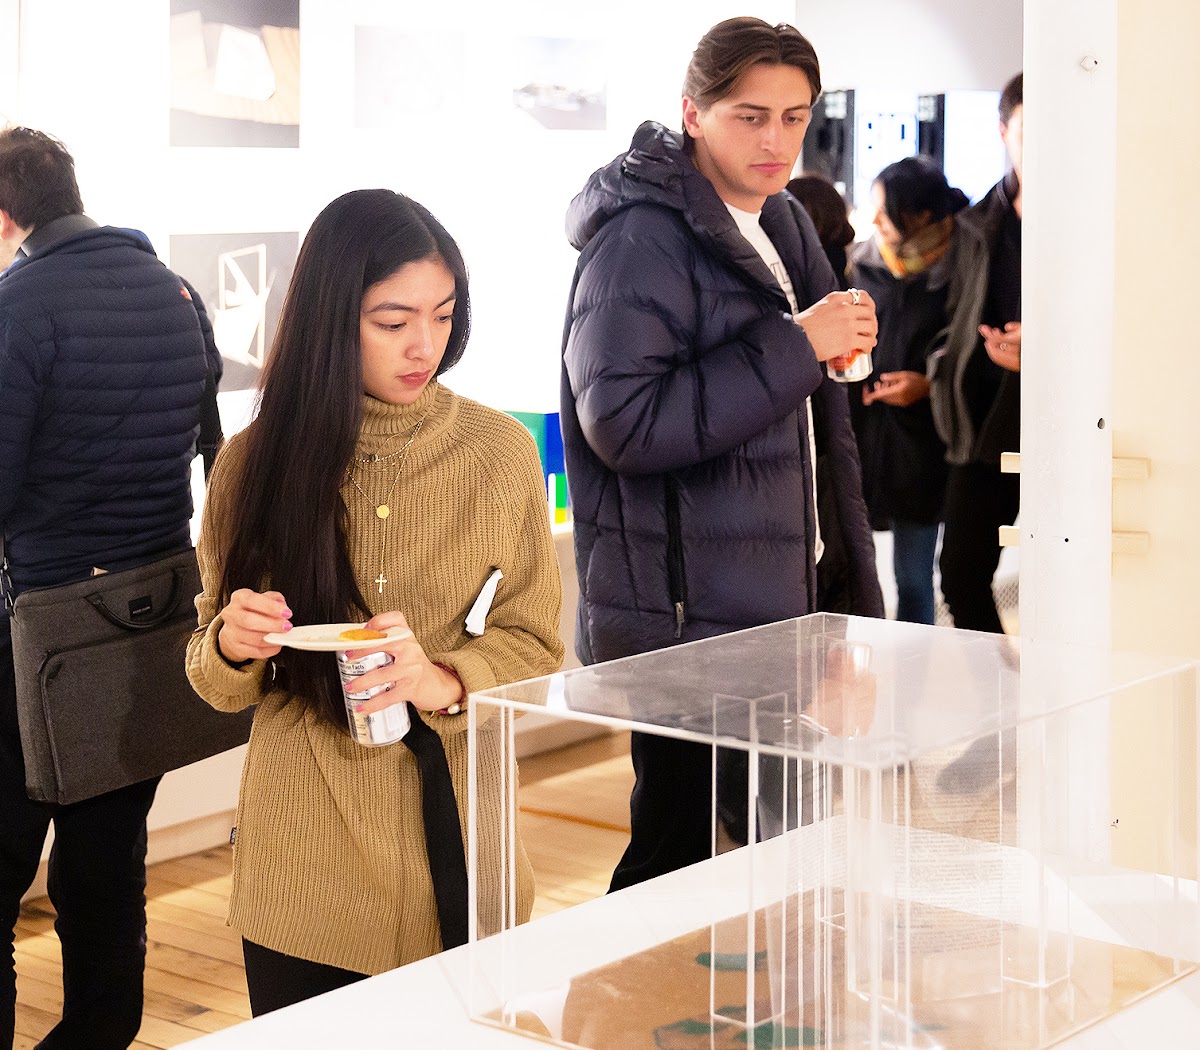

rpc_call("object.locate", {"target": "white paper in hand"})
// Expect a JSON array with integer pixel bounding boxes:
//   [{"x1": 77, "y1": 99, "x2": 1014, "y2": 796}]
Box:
[{"x1": 465, "y1": 568, "x2": 504, "y2": 637}]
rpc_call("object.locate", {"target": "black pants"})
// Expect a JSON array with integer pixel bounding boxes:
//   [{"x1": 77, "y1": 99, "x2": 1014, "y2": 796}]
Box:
[
  {"x1": 939, "y1": 462, "x2": 1021, "y2": 634},
  {"x1": 1, "y1": 625, "x2": 160, "y2": 1050},
  {"x1": 610, "y1": 734, "x2": 754, "y2": 893},
  {"x1": 242, "y1": 939, "x2": 367, "y2": 1017}
]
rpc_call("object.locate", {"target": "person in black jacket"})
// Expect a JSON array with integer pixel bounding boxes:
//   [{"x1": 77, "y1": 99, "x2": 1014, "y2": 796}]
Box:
[
  {"x1": 787, "y1": 173, "x2": 856, "y2": 290},
  {"x1": 847, "y1": 158, "x2": 968, "y2": 624},
  {"x1": 561, "y1": 17, "x2": 883, "y2": 891},
  {"x1": 927, "y1": 75, "x2": 1024, "y2": 633},
  {"x1": 0, "y1": 128, "x2": 220, "y2": 1049}
]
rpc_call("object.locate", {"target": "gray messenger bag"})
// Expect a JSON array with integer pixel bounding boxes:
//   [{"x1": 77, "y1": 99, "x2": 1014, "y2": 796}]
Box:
[{"x1": 8, "y1": 547, "x2": 254, "y2": 805}]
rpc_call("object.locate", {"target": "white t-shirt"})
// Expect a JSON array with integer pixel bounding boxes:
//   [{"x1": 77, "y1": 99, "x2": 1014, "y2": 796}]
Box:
[{"x1": 726, "y1": 202, "x2": 823, "y2": 563}]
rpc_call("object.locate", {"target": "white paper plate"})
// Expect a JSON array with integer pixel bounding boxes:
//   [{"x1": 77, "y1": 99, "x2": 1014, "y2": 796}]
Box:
[{"x1": 262, "y1": 623, "x2": 412, "y2": 652}]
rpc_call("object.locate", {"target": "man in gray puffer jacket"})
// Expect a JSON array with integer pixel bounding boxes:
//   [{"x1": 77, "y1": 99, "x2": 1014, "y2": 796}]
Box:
[{"x1": 561, "y1": 18, "x2": 884, "y2": 890}]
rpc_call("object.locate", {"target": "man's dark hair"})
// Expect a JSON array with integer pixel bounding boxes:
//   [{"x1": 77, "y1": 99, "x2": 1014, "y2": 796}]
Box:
[
  {"x1": 999, "y1": 73, "x2": 1023, "y2": 126},
  {"x1": 683, "y1": 17, "x2": 822, "y2": 114},
  {"x1": 0, "y1": 127, "x2": 85, "y2": 230}
]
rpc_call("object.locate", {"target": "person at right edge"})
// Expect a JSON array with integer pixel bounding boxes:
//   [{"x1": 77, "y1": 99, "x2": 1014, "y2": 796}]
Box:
[
  {"x1": 927, "y1": 73, "x2": 1023, "y2": 634},
  {"x1": 560, "y1": 17, "x2": 884, "y2": 892}
]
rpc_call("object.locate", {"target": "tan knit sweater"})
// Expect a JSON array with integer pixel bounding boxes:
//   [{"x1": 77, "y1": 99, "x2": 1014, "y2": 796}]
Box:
[{"x1": 185, "y1": 382, "x2": 563, "y2": 975}]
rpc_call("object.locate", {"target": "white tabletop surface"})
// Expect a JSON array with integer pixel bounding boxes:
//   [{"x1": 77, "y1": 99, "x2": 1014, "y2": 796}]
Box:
[{"x1": 181, "y1": 827, "x2": 1200, "y2": 1049}]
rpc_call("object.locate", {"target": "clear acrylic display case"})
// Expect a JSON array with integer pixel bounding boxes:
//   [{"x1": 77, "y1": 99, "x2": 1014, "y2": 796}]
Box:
[{"x1": 465, "y1": 615, "x2": 1200, "y2": 1049}]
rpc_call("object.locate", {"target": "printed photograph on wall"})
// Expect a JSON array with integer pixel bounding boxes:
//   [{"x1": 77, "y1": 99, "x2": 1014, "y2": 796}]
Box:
[
  {"x1": 511, "y1": 37, "x2": 606, "y2": 131},
  {"x1": 170, "y1": 0, "x2": 300, "y2": 147},
  {"x1": 355, "y1": 27, "x2": 465, "y2": 126},
  {"x1": 170, "y1": 232, "x2": 299, "y2": 391}
]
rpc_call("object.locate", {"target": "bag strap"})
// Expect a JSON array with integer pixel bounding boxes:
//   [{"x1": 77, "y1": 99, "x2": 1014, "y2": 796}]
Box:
[
  {"x1": 400, "y1": 705, "x2": 469, "y2": 950},
  {"x1": 198, "y1": 362, "x2": 222, "y2": 479}
]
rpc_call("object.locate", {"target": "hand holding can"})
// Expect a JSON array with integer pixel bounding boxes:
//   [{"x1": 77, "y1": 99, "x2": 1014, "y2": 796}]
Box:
[
  {"x1": 337, "y1": 643, "x2": 410, "y2": 747},
  {"x1": 793, "y1": 287, "x2": 877, "y2": 382},
  {"x1": 826, "y1": 288, "x2": 873, "y2": 382}
]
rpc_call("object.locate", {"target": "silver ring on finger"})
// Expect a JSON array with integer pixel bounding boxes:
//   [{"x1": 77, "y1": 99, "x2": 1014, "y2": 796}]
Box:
[
  {"x1": 848, "y1": 287, "x2": 862, "y2": 306},
  {"x1": 1000, "y1": 342, "x2": 1009, "y2": 351}
]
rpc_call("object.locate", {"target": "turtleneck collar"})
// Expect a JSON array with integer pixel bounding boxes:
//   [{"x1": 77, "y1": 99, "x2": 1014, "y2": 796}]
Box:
[{"x1": 357, "y1": 380, "x2": 457, "y2": 462}]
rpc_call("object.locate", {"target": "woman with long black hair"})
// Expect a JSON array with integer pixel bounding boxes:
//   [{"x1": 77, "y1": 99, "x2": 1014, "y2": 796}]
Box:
[
  {"x1": 185, "y1": 189, "x2": 562, "y2": 1015},
  {"x1": 848, "y1": 157, "x2": 969, "y2": 624}
]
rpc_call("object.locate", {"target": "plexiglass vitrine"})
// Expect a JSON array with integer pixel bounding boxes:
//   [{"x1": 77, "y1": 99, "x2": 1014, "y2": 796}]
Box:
[{"x1": 465, "y1": 615, "x2": 1200, "y2": 1049}]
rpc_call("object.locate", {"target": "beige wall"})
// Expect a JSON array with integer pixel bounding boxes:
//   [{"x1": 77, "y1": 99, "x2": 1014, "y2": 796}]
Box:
[{"x1": 1110, "y1": 0, "x2": 1200, "y2": 875}]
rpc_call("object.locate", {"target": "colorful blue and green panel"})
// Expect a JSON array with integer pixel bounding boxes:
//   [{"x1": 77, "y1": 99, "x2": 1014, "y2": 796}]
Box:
[{"x1": 506, "y1": 411, "x2": 570, "y2": 523}]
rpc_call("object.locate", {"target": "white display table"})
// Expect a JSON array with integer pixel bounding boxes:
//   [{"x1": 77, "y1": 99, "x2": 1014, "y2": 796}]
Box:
[
  {"x1": 184, "y1": 615, "x2": 1200, "y2": 1048},
  {"x1": 180, "y1": 830, "x2": 1200, "y2": 1048}
]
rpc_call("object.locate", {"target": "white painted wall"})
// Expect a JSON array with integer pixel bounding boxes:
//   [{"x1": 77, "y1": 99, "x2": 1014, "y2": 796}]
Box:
[
  {"x1": 794, "y1": 0, "x2": 1023, "y2": 93},
  {"x1": 0, "y1": 0, "x2": 17, "y2": 123},
  {"x1": 1107, "y1": 0, "x2": 1200, "y2": 879}
]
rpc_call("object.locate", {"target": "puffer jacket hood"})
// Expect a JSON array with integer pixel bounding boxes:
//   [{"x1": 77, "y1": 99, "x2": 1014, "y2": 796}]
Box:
[{"x1": 567, "y1": 122, "x2": 690, "y2": 250}]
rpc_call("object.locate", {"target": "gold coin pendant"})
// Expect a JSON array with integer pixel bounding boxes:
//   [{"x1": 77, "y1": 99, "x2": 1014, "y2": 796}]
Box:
[{"x1": 376, "y1": 505, "x2": 390, "y2": 519}]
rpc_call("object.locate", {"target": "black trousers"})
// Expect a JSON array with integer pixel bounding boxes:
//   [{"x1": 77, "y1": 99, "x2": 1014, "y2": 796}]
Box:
[
  {"x1": 1, "y1": 624, "x2": 160, "y2": 1050},
  {"x1": 938, "y1": 462, "x2": 1021, "y2": 634},
  {"x1": 610, "y1": 734, "x2": 757, "y2": 893},
  {"x1": 242, "y1": 939, "x2": 367, "y2": 1017}
]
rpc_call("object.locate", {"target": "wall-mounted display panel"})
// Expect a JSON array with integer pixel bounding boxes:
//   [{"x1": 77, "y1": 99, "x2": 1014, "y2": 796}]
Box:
[
  {"x1": 170, "y1": 0, "x2": 300, "y2": 147},
  {"x1": 169, "y1": 231, "x2": 299, "y2": 392}
]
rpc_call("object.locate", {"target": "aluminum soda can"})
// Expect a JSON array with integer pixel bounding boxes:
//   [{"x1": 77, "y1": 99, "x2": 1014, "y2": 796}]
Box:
[
  {"x1": 335, "y1": 649, "x2": 410, "y2": 747},
  {"x1": 827, "y1": 348, "x2": 873, "y2": 383}
]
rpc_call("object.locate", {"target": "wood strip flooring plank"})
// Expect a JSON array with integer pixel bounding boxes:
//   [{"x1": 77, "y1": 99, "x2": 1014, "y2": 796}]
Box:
[
  {"x1": 145, "y1": 898, "x2": 237, "y2": 941},
  {"x1": 147, "y1": 916, "x2": 245, "y2": 966},
  {"x1": 141, "y1": 967, "x2": 251, "y2": 1019},
  {"x1": 143, "y1": 876, "x2": 230, "y2": 920},
  {"x1": 13, "y1": 999, "x2": 57, "y2": 1042},
  {"x1": 144, "y1": 941, "x2": 249, "y2": 996},
  {"x1": 517, "y1": 731, "x2": 630, "y2": 784}
]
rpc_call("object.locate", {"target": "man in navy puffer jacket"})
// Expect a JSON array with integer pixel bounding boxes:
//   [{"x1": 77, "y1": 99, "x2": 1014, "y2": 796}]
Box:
[
  {"x1": 562, "y1": 19, "x2": 884, "y2": 891},
  {"x1": 0, "y1": 128, "x2": 219, "y2": 1049}
]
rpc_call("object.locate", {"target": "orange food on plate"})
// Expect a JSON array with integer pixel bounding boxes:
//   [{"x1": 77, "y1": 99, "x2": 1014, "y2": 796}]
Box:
[{"x1": 339, "y1": 628, "x2": 387, "y2": 641}]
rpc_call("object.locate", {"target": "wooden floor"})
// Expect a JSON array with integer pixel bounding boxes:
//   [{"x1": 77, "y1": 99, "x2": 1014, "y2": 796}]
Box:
[{"x1": 12, "y1": 732, "x2": 635, "y2": 1049}]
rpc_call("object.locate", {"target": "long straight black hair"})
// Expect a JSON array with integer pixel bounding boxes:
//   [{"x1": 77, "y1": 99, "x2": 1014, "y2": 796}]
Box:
[{"x1": 218, "y1": 189, "x2": 472, "y2": 727}]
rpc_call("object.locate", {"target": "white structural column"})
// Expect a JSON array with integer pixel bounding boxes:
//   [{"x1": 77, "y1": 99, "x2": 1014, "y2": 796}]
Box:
[
  {"x1": 1018, "y1": 1, "x2": 1119, "y2": 869},
  {"x1": 1019, "y1": 0, "x2": 1118, "y2": 649}
]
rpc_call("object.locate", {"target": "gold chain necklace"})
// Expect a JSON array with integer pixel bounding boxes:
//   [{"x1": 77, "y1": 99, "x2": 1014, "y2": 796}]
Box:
[{"x1": 346, "y1": 415, "x2": 426, "y2": 594}]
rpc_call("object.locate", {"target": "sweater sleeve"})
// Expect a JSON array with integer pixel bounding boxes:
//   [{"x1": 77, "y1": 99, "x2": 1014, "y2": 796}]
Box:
[
  {"x1": 564, "y1": 208, "x2": 824, "y2": 477},
  {"x1": 185, "y1": 436, "x2": 270, "y2": 713},
  {"x1": 425, "y1": 423, "x2": 564, "y2": 737}
]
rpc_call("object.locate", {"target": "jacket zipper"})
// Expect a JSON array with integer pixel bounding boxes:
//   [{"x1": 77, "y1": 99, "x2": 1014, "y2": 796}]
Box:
[{"x1": 664, "y1": 476, "x2": 688, "y2": 638}]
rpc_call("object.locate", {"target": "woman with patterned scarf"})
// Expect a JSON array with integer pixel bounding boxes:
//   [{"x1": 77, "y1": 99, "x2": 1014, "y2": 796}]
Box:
[{"x1": 846, "y1": 157, "x2": 969, "y2": 624}]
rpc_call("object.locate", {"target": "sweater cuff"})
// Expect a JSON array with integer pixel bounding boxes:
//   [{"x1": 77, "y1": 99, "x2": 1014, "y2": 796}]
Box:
[
  {"x1": 424, "y1": 648, "x2": 503, "y2": 733},
  {"x1": 192, "y1": 613, "x2": 266, "y2": 713}
]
